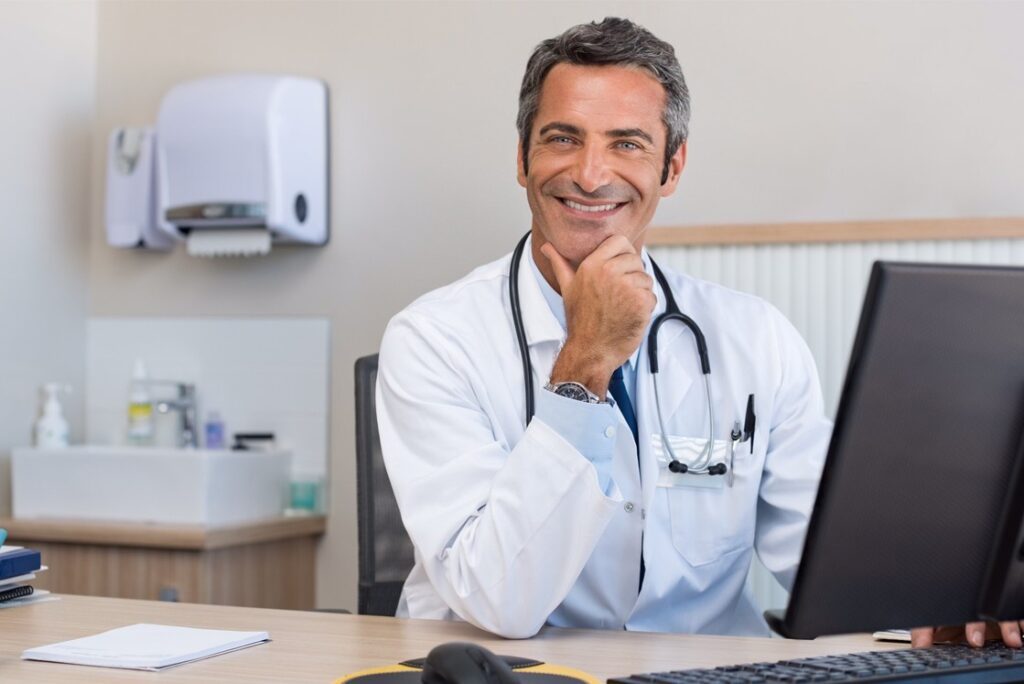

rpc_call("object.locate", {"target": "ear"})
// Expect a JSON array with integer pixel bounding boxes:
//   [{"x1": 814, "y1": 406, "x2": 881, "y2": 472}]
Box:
[
  {"x1": 659, "y1": 141, "x2": 687, "y2": 198},
  {"x1": 516, "y1": 140, "x2": 527, "y2": 188}
]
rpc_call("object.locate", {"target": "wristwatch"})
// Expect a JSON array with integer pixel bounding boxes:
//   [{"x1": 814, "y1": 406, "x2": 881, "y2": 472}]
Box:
[{"x1": 544, "y1": 381, "x2": 604, "y2": 404}]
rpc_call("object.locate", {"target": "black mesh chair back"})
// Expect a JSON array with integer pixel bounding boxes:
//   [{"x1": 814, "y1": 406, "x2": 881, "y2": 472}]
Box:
[{"x1": 355, "y1": 354, "x2": 416, "y2": 616}]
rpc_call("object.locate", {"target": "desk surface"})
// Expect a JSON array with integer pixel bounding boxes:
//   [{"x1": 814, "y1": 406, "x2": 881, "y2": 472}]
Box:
[
  {"x1": 0, "y1": 515, "x2": 327, "y2": 550},
  {"x1": 0, "y1": 595, "x2": 905, "y2": 683}
]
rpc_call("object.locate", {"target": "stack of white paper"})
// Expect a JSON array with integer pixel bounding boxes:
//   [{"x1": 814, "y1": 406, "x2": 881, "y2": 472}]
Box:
[{"x1": 23, "y1": 623, "x2": 270, "y2": 670}]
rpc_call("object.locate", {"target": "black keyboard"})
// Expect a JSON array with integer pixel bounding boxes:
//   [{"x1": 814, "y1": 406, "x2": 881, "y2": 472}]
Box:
[{"x1": 608, "y1": 643, "x2": 1024, "y2": 683}]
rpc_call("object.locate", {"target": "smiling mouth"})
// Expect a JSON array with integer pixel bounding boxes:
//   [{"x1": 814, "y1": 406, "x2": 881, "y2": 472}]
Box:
[{"x1": 558, "y1": 198, "x2": 626, "y2": 216}]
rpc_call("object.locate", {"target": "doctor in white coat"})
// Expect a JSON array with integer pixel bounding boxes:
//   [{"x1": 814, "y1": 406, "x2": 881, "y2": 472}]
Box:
[{"x1": 376, "y1": 17, "x2": 833, "y2": 639}]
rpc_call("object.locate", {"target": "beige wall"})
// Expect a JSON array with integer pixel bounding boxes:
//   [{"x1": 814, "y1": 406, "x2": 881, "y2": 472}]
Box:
[
  {"x1": 0, "y1": 1, "x2": 95, "y2": 513},
  {"x1": 88, "y1": 1, "x2": 1024, "y2": 611}
]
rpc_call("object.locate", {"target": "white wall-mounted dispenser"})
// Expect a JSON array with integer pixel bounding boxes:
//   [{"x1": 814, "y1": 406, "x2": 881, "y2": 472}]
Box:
[
  {"x1": 155, "y1": 74, "x2": 329, "y2": 257},
  {"x1": 105, "y1": 127, "x2": 175, "y2": 250}
]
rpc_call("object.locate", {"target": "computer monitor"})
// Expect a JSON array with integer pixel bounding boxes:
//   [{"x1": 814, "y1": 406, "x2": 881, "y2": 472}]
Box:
[{"x1": 767, "y1": 261, "x2": 1024, "y2": 639}]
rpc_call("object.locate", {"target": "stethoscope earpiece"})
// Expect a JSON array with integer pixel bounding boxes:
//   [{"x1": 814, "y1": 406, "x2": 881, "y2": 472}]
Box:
[{"x1": 668, "y1": 460, "x2": 688, "y2": 474}]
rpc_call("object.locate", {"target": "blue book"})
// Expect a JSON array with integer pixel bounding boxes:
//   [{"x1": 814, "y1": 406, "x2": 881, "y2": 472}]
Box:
[{"x1": 0, "y1": 548, "x2": 42, "y2": 580}]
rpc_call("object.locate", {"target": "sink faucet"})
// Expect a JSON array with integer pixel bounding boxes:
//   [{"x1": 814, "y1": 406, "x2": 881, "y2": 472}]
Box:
[{"x1": 149, "y1": 381, "x2": 198, "y2": 448}]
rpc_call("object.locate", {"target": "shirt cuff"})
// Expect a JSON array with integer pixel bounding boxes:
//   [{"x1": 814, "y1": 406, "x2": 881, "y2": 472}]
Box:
[{"x1": 535, "y1": 388, "x2": 620, "y2": 494}]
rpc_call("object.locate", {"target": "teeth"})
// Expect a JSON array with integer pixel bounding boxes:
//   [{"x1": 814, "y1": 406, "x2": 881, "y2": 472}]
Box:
[{"x1": 565, "y1": 199, "x2": 617, "y2": 213}]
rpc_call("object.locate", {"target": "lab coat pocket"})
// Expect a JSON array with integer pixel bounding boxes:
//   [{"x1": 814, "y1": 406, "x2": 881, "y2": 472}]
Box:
[{"x1": 665, "y1": 483, "x2": 750, "y2": 567}]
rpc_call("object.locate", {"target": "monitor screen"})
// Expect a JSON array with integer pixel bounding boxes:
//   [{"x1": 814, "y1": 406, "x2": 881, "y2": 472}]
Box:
[{"x1": 772, "y1": 261, "x2": 1024, "y2": 639}]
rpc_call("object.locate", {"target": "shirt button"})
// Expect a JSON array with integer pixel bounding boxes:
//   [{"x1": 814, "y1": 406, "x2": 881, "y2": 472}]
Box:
[
  {"x1": 624, "y1": 502, "x2": 634, "y2": 513},
  {"x1": 604, "y1": 426, "x2": 615, "y2": 438}
]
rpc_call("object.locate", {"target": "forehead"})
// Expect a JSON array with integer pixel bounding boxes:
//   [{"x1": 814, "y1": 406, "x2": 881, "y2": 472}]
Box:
[{"x1": 535, "y1": 63, "x2": 667, "y2": 139}]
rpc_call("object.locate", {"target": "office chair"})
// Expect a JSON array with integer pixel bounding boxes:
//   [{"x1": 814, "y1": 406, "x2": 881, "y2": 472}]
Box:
[{"x1": 355, "y1": 354, "x2": 415, "y2": 616}]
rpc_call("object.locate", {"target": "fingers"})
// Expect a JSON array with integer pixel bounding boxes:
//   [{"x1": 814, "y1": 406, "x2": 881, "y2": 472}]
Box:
[
  {"x1": 590, "y1": 234, "x2": 638, "y2": 261},
  {"x1": 999, "y1": 621, "x2": 1023, "y2": 648},
  {"x1": 540, "y1": 243, "x2": 576, "y2": 294},
  {"x1": 910, "y1": 627, "x2": 934, "y2": 648},
  {"x1": 621, "y1": 270, "x2": 655, "y2": 291},
  {"x1": 602, "y1": 253, "x2": 648, "y2": 279},
  {"x1": 965, "y1": 621, "x2": 986, "y2": 647},
  {"x1": 914, "y1": 621, "x2": 1024, "y2": 649}
]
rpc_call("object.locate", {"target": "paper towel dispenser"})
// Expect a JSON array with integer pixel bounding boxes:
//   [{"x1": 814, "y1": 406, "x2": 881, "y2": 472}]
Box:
[{"x1": 155, "y1": 74, "x2": 329, "y2": 256}]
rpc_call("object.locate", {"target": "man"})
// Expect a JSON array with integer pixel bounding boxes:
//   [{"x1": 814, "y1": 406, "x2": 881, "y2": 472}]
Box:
[{"x1": 377, "y1": 17, "x2": 1017, "y2": 646}]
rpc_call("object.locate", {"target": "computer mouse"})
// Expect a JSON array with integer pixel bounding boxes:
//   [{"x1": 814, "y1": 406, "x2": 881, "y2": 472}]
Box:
[{"x1": 421, "y1": 642, "x2": 520, "y2": 684}]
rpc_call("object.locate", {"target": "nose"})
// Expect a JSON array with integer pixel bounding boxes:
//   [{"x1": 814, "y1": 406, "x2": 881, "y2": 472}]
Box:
[{"x1": 571, "y1": 142, "x2": 613, "y2": 194}]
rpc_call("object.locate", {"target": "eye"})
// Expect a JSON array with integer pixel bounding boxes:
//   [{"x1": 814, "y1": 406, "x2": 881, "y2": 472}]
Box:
[
  {"x1": 547, "y1": 135, "x2": 576, "y2": 145},
  {"x1": 616, "y1": 140, "x2": 642, "y2": 151}
]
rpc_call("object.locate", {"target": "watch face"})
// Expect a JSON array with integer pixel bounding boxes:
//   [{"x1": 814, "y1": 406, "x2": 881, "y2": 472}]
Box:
[{"x1": 554, "y1": 382, "x2": 591, "y2": 402}]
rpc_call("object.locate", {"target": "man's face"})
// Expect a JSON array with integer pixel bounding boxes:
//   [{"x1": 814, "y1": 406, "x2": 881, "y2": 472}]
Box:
[{"x1": 518, "y1": 63, "x2": 686, "y2": 266}]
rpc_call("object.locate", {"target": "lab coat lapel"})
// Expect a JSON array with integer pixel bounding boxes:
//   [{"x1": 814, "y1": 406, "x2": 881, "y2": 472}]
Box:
[{"x1": 648, "y1": 322, "x2": 699, "y2": 426}]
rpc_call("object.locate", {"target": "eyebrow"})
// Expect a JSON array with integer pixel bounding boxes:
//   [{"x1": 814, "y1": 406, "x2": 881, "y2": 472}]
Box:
[
  {"x1": 537, "y1": 122, "x2": 654, "y2": 145},
  {"x1": 538, "y1": 122, "x2": 582, "y2": 137},
  {"x1": 607, "y1": 128, "x2": 655, "y2": 144}
]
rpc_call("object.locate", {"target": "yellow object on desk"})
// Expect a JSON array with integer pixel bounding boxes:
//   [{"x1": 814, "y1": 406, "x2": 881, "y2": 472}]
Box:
[{"x1": 335, "y1": 654, "x2": 599, "y2": 684}]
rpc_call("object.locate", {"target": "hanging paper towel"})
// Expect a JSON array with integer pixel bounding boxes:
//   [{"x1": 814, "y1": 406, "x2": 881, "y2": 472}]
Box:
[
  {"x1": 155, "y1": 74, "x2": 330, "y2": 256},
  {"x1": 186, "y1": 229, "x2": 272, "y2": 257}
]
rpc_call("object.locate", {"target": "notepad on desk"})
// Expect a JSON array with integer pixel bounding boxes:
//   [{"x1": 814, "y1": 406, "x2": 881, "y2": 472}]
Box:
[{"x1": 23, "y1": 623, "x2": 270, "y2": 670}]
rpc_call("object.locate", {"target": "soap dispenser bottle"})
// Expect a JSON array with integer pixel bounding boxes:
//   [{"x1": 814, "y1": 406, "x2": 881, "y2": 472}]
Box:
[
  {"x1": 127, "y1": 358, "x2": 155, "y2": 445},
  {"x1": 35, "y1": 383, "x2": 70, "y2": 448}
]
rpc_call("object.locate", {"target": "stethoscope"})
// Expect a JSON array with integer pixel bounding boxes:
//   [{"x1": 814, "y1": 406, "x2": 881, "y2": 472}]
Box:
[{"x1": 508, "y1": 231, "x2": 739, "y2": 477}]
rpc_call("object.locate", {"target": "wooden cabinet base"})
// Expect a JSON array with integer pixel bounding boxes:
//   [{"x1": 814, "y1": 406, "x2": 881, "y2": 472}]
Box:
[{"x1": 0, "y1": 516, "x2": 326, "y2": 610}]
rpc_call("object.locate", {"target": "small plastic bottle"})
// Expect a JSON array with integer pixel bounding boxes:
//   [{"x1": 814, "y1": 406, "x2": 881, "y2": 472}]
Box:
[
  {"x1": 127, "y1": 359, "x2": 154, "y2": 445},
  {"x1": 35, "y1": 383, "x2": 70, "y2": 448},
  {"x1": 204, "y1": 411, "x2": 226, "y2": 450}
]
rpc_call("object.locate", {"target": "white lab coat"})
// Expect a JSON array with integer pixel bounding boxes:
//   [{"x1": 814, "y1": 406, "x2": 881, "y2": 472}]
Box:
[{"x1": 376, "y1": 242, "x2": 831, "y2": 639}]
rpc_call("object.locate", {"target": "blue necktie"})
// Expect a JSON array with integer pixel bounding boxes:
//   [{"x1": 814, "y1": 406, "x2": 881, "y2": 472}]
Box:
[
  {"x1": 609, "y1": 366, "x2": 639, "y2": 447},
  {"x1": 608, "y1": 365, "x2": 645, "y2": 590}
]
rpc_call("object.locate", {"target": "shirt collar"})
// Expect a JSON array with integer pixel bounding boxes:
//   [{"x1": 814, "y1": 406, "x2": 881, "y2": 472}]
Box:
[{"x1": 527, "y1": 241, "x2": 654, "y2": 372}]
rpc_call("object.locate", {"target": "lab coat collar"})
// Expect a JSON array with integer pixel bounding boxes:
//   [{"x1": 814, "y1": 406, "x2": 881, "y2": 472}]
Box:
[{"x1": 518, "y1": 235, "x2": 565, "y2": 348}]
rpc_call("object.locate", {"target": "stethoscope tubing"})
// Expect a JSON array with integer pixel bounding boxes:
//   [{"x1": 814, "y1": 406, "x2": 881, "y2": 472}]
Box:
[{"x1": 509, "y1": 232, "x2": 536, "y2": 421}]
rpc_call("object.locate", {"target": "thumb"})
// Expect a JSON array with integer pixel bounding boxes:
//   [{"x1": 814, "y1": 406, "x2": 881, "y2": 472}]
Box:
[{"x1": 540, "y1": 243, "x2": 575, "y2": 294}]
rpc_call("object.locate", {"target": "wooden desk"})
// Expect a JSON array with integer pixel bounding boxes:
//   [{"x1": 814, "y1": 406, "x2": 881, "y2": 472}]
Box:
[
  {"x1": 0, "y1": 595, "x2": 906, "y2": 683},
  {"x1": 0, "y1": 517, "x2": 326, "y2": 609}
]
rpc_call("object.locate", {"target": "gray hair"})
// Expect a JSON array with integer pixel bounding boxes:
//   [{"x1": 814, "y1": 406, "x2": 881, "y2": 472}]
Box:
[{"x1": 516, "y1": 17, "x2": 690, "y2": 185}]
